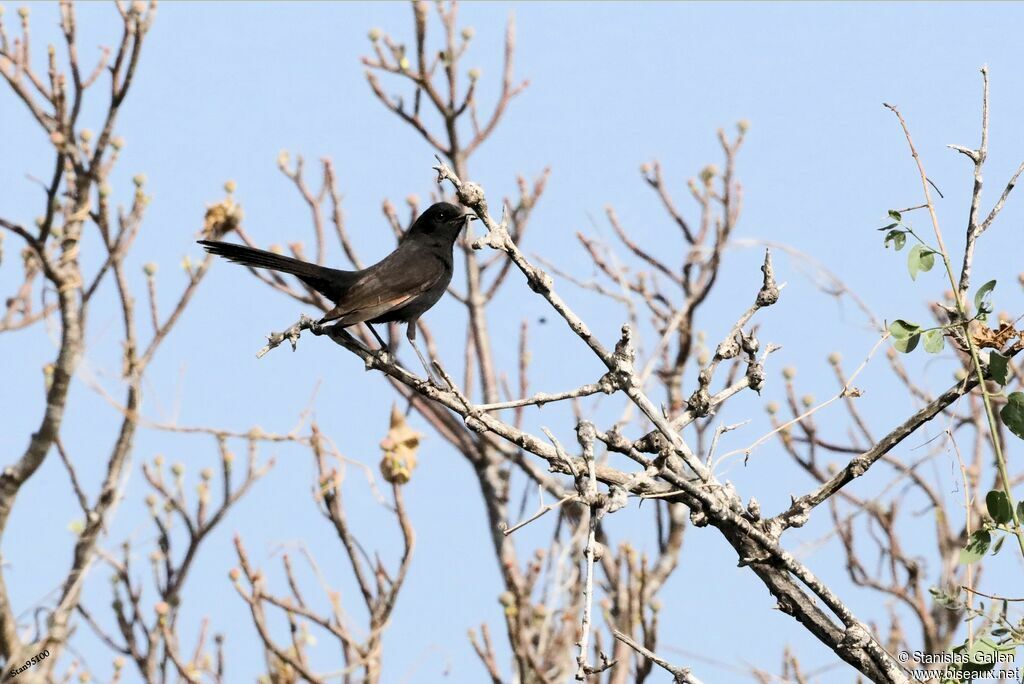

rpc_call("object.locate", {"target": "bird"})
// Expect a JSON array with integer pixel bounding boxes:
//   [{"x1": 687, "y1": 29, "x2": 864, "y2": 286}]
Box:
[{"x1": 198, "y1": 201, "x2": 474, "y2": 383}]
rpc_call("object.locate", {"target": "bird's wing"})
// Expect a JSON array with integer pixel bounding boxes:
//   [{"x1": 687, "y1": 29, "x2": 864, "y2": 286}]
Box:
[{"x1": 324, "y1": 248, "x2": 448, "y2": 325}]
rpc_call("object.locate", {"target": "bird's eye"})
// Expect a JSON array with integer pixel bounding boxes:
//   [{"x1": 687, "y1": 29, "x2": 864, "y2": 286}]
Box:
[{"x1": 437, "y1": 211, "x2": 447, "y2": 220}]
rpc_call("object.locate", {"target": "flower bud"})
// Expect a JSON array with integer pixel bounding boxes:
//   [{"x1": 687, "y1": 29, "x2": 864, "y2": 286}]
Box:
[
  {"x1": 461, "y1": 26, "x2": 474, "y2": 40},
  {"x1": 368, "y1": 27, "x2": 381, "y2": 41}
]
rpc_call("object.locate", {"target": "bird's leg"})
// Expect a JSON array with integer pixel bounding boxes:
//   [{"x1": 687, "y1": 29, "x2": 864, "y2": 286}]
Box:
[
  {"x1": 366, "y1": 323, "x2": 389, "y2": 349},
  {"x1": 406, "y1": 321, "x2": 443, "y2": 388},
  {"x1": 365, "y1": 323, "x2": 393, "y2": 363}
]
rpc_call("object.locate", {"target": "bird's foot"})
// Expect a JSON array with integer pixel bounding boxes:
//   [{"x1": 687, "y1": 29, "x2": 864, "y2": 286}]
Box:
[
  {"x1": 415, "y1": 373, "x2": 445, "y2": 391},
  {"x1": 370, "y1": 345, "x2": 394, "y2": 365}
]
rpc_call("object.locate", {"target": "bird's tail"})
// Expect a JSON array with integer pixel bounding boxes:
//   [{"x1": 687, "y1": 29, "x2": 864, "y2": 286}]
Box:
[
  {"x1": 198, "y1": 240, "x2": 326, "y2": 279},
  {"x1": 198, "y1": 240, "x2": 356, "y2": 301}
]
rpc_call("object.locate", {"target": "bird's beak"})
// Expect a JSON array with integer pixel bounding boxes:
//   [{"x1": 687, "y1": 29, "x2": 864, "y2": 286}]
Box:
[{"x1": 453, "y1": 212, "x2": 477, "y2": 225}]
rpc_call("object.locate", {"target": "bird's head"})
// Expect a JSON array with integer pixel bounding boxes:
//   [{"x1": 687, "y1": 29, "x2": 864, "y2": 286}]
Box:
[{"x1": 406, "y1": 201, "x2": 476, "y2": 244}]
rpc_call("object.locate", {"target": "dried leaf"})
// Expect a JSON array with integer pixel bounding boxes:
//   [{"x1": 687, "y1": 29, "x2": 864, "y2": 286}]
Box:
[
  {"x1": 380, "y1": 404, "x2": 422, "y2": 484},
  {"x1": 202, "y1": 197, "x2": 244, "y2": 239},
  {"x1": 969, "y1": 320, "x2": 1019, "y2": 350}
]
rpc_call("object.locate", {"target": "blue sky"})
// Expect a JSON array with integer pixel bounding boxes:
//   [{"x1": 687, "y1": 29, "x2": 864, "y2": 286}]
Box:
[{"x1": 3, "y1": 2, "x2": 1024, "y2": 682}]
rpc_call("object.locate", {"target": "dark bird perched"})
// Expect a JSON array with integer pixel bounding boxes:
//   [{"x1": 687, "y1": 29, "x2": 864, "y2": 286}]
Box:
[{"x1": 198, "y1": 201, "x2": 474, "y2": 382}]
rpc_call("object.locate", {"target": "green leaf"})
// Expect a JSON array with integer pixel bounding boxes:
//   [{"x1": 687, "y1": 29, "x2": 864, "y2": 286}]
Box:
[
  {"x1": 989, "y1": 352, "x2": 1010, "y2": 385},
  {"x1": 888, "y1": 319, "x2": 920, "y2": 338},
  {"x1": 889, "y1": 320, "x2": 921, "y2": 353},
  {"x1": 877, "y1": 222, "x2": 900, "y2": 232},
  {"x1": 974, "y1": 279, "x2": 996, "y2": 315},
  {"x1": 986, "y1": 490, "x2": 1012, "y2": 524},
  {"x1": 907, "y1": 244, "x2": 936, "y2": 280},
  {"x1": 884, "y1": 230, "x2": 906, "y2": 250},
  {"x1": 888, "y1": 209, "x2": 902, "y2": 222},
  {"x1": 893, "y1": 333, "x2": 920, "y2": 353},
  {"x1": 1001, "y1": 392, "x2": 1024, "y2": 441},
  {"x1": 960, "y1": 530, "x2": 991, "y2": 564},
  {"x1": 922, "y1": 329, "x2": 944, "y2": 353},
  {"x1": 1017, "y1": 501, "x2": 1024, "y2": 524},
  {"x1": 958, "y1": 638, "x2": 1000, "y2": 673},
  {"x1": 928, "y1": 586, "x2": 964, "y2": 610},
  {"x1": 991, "y1": 534, "x2": 1005, "y2": 555}
]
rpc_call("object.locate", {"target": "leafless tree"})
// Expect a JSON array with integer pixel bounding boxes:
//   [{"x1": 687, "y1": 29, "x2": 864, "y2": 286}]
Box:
[
  {"x1": 3, "y1": 3, "x2": 1024, "y2": 684},
  {"x1": 1, "y1": 3, "x2": 417, "y2": 683}
]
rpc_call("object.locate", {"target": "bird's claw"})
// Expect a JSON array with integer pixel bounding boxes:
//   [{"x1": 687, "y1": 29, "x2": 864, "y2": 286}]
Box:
[
  {"x1": 371, "y1": 346, "x2": 393, "y2": 365},
  {"x1": 416, "y1": 374, "x2": 445, "y2": 391}
]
